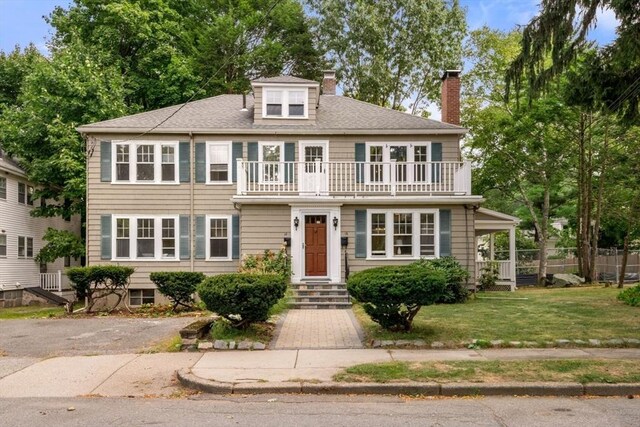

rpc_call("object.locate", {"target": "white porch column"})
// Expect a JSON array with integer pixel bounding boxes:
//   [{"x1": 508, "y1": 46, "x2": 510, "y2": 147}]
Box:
[
  {"x1": 489, "y1": 233, "x2": 495, "y2": 261},
  {"x1": 509, "y1": 226, "x2": 517, "y2": 291}
]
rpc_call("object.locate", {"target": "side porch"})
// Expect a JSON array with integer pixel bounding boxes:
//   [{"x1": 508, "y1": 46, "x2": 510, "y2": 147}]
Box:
[{"x1": 475, "y1": 208, "x2": 521, "y2": 291}]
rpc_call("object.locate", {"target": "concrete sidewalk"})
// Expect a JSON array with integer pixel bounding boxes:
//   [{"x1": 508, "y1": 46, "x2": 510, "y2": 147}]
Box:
[{"x1": 1, "y1": 348, "x2": 640, "y2": 398}]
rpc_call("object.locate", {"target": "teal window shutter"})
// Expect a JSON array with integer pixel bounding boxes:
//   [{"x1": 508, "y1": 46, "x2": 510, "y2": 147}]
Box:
[
  {"x1": 439, "y1": 209, "x2": 451, "y2": 257},
  {"x1": 355, "y1": 209, "x2": 367, "y2": 258},
  {"x1": 179, "y1": 142, "x2": 190, "y2": 183},
  {"x1": 355, "y1": 143, "x2": 365, "y2": 183},
  {"x1": 100, "y1": 141, "x2": 111, "y2": 182},
  {"x1": 100, "y1": 214, "x2": 112, "y2": 260},
  {"x1": 231, "y1": 142, "x2": 243, "y2": 183},
  {"x1": 195, "y1": 215, "x2": 206, "y2": 259},
  {"x1": 284, "y1": 142, "x2": 295, "y2": 183},
  {"x1": 179, "y1": 215, "x2": 190, "y2": 260},
  {"x1": 232, "y1": 215, "x2": 240, "y2": 259},
  {"x1": 195, "y1": 143, "x2": 206, "y2": 183},
  {"x1": 431, "y1": 142, "x2": 442, "y2": 183},
  {"x1": 247, "y1": 142, "x2": 258, "y2": 182}
]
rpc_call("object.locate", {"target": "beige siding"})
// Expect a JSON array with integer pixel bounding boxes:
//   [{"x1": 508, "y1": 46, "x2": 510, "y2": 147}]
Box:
[
  {"x1": 239, "y1": 205, "x2": 290, "y2": 256},
  {"x1": 327, "y1": 135, "x2": 461, "y2": 163}
]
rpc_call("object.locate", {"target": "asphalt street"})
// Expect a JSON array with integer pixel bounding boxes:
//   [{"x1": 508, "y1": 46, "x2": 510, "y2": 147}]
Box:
[{"x1": 1, "y1": 395, "x2": 639, "y2": 427}]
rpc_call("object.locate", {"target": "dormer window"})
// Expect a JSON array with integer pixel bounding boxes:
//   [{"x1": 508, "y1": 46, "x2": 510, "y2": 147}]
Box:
[{"x1": 263, "y1": 88, "x2": 308, "y2": 119}]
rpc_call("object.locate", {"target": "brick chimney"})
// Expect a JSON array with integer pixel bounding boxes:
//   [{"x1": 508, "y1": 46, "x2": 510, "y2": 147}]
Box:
[
  {"x1": 322, "y1": 70, "x2": 336, "y2": 95},
  {"x1": 441, "y1": 70, "x2": 461, "y2": 125}
]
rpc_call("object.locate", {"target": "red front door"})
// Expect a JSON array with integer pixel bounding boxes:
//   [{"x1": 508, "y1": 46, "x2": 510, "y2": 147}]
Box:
[{"x1": 304, "y1": 215, "x2": 327, "y2": 276}]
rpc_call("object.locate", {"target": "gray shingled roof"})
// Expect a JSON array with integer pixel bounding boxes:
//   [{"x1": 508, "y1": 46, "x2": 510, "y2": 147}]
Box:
[
  {"x1": 77, "y1": 94, "x2": 465, "y2": 134},
  {"x1": 252, "y1": 76, "x2": 319, "y2": 84}
]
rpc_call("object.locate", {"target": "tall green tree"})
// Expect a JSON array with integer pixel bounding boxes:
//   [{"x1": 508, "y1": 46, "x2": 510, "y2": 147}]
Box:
[
  {"x1": 0, "y1": 44, "x2": 45, "y2": 108},
  {"x1": 310, "y1": 0, "x2": 466, "y2": 113}
]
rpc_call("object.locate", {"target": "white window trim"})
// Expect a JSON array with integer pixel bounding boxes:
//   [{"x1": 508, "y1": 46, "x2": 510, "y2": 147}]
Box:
[
  {"x1": 366, "y1": 209, "x2": 440, "y2": 260},
  {"x1": 112, "y1": 141, "x2": 179, "y2": 185},
  {"x1": 17, "y1": 182, "x2": 34, "y2": 206},
  {"x1": 364, "y1": 142, "x2": 432, "y2": 185},
  {"x1": 206, "y1": 214, "x2": 232, "y2": 261},
  {"x1": 0, "y1": 232, "x2": 7, "y2": 258},
  {"x1": 258, "y1": 141, "x2": 285, "y2": 184},
  {"x1": 262, "y1": 87, "x2": 309, "y2": 119},
  {"x1": 111, "y1": 215, "x2": 179, "y2": 261},
  {"x1": 17, "y1": 235, "x2": 34, "y2": 259},
  {"x1": 205, "y1": 141, "x2": 233, "y2": 185},
  {"x1": 0, "y1": 177, "x2": 6, "y2": 201}
]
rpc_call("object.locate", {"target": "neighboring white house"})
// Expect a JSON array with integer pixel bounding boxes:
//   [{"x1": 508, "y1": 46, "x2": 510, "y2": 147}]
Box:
[{"x1": 0, "y1": 149, "x2": 82, "y2": 302}]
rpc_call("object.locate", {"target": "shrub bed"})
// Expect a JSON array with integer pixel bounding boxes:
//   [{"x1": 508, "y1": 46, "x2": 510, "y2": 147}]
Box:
[
  {"x1": 618, "y1": 284, "x2": 640, "y2": 307},
  {"x1": 149, "y1": 271, "x2": 205, "y2": 311},
  {"x1": 347, "y1": 258, "x2": 469, "y2": 331},
  {"x1": 197, "y1": 273, "x2": 286, "y2": 329}
]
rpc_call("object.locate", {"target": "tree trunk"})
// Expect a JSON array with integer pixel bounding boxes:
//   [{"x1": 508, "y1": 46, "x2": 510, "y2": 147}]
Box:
[
  {"x1": 537, "y1": 183, "x2": 550, "y2": 286},
  {"x1": 590, "y1": 119, "x2": 609, "y2": 283},
  {"x1": 618, "y1": 233, "x2": 630, "y2": 288}
]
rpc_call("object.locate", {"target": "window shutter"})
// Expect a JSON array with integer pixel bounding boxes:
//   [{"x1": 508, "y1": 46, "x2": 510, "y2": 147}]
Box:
[
  {"x1": 100, "y1": 214, "x2": 112, "y2": 260},
  {"x1": 231, "y1": 142, "x2": 243, "y2": 183},
  {"x1": 284, "y1": 142, "x2": 295, "y2": 183},
  {"x1": 431, "y1": 142, "x2": 442, "y2": 183},
  {"x1": 195, "y1": 215, "x2": 206, "y2": 259},
  {"x1": 179, "y1": 142, "x2": 190, "y2": 183},
  {"x1": 355, "y1": 209, "x2": 367, "y2": 258},
  {"x1": 231, "y1": 215, "x2": 240, "y2": 260},
  {"x1": 195, "y1": 143, "x2": 206, "y2": 183},
  {"x1": 179, "y1": 215, "x2": 190, "y2": 260},
  {"x1": 355, "y1": 143, "x2": 365, "y2": 183},
  {"x1": 247, "y1": 142, "x2": 258, "y2": 182},
  {"x1": 439, "y1": 209, "x2": 451, "y2": 257},
  {"x1": 100, "y1": 141, "x2": 111, "y2": 182}
]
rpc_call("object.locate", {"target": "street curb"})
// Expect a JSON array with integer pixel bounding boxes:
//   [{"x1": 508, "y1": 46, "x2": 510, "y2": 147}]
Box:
[{"x1": 176, "y1": 370, "x2": 640, "y2": 396}]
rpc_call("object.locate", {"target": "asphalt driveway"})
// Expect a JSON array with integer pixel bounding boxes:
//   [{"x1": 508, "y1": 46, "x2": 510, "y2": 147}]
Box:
[{"x1": 0, "y1": 317, "x2": 196, "y2": 357}]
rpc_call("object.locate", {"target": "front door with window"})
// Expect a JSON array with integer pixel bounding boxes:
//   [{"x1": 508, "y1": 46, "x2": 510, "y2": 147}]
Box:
[{"x1": 304, "y1": 215, "x2": 327, "y2": 276}]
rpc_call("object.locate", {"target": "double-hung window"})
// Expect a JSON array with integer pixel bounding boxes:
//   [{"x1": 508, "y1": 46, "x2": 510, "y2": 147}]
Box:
[
  {"x1": 18, "y1": 183, "x2": 34, "y2": 205},
  {"x1": 113, "y1": 216, "x2": 178, "y2": 261},
  {"x1": 207, "y1": 142, "x2": 231, "y2": 183},
  {"x1": 259, "y1": 141, "x2": 283, "y2": 183},
  {"x1": 263, "y1": 88, "x2": 308, "y2": 118},
  {"x1": 208, "y1": 216, "x2": 230, "y2": 260},
  {"x1": 365, "y1": 142, "x2": 430, "y2": 184},
  {"x1": 0, "y1": 233, "x2": 6, "y2": 257},
  {"x1": 0, "y1": 177, "x2": 6, "y2": 199},
  {"x1": 368, "y1": 209, "x2": 439, "y2": 259},
  {"x1": 17, "y1": 236, "x2": 33, "y2": 258},
  {"x1": 113, "y1": 142, "x2": 178, "y2": 184}
]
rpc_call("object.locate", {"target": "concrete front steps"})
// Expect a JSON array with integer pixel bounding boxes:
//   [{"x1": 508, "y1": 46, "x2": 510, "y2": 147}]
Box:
[{"x1": 290, "y1": 282, "x2": 352, "y2": 309}]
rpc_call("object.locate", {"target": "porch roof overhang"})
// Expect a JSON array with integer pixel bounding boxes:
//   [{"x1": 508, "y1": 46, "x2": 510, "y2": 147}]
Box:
[{"x1": 475, "y1": 207, "x2": 520, "y2": 236}]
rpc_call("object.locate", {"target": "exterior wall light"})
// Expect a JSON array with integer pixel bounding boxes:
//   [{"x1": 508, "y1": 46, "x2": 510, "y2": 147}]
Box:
[
  {"x1": 333, "y1": 216, "x2": 339, "y2": 230},
  {"x1": 294, "y1": 217, "x2": 300, "y2": 230}
]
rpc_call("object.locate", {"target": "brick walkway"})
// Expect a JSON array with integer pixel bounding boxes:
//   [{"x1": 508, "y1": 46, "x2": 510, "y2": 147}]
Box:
[{"x1": 272, "y1": 309, "x2": 363, "y2": 349}]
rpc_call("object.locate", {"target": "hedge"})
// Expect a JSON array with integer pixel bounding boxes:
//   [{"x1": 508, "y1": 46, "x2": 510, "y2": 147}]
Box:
[{"x1": 149, "y1": 271, "x2": 205, "y2": 311}]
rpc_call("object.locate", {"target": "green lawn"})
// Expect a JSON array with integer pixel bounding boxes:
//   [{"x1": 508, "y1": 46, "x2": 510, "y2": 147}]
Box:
[
  {"x1": 0, "y1": 305, "x2": 65, "y2": 320},
  {"x1": 354, "y1": 285, "x2": 640, "y2": 346},
  {"x1": 334, "y1": 359, "x2": 640, "y2": 384}
]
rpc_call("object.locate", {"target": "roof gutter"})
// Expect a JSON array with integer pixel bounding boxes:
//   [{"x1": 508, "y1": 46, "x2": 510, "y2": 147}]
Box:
[{"x1": 75, "y1": 127, "x2": 468, "y2": 136}]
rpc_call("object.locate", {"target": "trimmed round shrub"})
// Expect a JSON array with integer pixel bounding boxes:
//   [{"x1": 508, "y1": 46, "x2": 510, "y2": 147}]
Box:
[
  {"x1": 66, "y1": 265, "x2": 135, "y2": 312},
  {"x1": 421, "y1": 257, "x2": 470, "y2": 303},
  {"x1": 149, "y1": 271, "x2": 205, "y2": 311},
  {"x1": 197, "y1": 273, "x2": 287, "y2": 329},
  {"x1": 347, "y1": 262, "x2": 448, "y2": 332},
  {"x1": 618, "y1": 284, "x2": 640, "y2": 307}
]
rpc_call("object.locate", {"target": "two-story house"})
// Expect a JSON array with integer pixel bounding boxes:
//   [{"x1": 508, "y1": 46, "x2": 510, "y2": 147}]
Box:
[
  {"x1": 77, "y1": 71, "x2": 519, "y2": 308},
  {"x1": 0, "y1": 149, "x2": 82, "y2": 306}
]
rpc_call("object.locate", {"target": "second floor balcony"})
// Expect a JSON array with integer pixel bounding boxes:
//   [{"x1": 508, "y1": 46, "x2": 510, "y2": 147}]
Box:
[{"x1": 236, "y1": 160, "x2": 472, "y2": 197}]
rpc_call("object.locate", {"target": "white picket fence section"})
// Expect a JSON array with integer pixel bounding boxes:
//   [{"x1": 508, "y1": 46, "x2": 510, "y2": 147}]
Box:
[{"x1": 40, "y1": 270, "x2": 62, "y2": 292}]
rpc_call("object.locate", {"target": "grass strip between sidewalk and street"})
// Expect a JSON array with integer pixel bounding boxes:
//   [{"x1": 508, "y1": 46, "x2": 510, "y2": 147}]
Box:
[
  {"x1": 353, "y1": 286, "x2": 640, "y2": 346},
  {"x1": 334, "y1": 359, "x2": 640, "y2": 384}
]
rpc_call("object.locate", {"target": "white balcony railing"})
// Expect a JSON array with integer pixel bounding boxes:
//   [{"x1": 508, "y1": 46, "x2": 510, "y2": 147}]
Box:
[
  {"x1": 40, "y1": 271, "x2": 62, "y2": 292},
  {"x1": 236, "y1": 160, "x2": 472, "y2": 196}
]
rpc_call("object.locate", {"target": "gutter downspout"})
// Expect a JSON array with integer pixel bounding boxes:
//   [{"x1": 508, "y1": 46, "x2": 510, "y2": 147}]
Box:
[{"x1": 190, "y1": 131, "x2": 195, "y2": 273}]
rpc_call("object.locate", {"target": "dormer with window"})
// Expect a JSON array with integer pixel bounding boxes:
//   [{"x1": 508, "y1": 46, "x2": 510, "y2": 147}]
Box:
[{"x1": 251, "y1": 76, "x2": 319, "y2": 124}]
